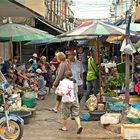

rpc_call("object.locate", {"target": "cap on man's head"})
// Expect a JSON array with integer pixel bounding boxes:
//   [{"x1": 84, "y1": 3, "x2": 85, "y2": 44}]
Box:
[
  {"x1": 32, "y1": 53, "x2": 38, "y2": 58},
  {"x1": 64, "y1": 70, "x2": 73, "y2": 78},
  {"x1": 36, "y1": 68, "x2": 42, "y2": 74}
]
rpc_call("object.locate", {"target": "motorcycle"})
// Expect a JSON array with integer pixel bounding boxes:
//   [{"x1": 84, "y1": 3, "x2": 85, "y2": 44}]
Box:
[{"x1": 0, "y1": 71, "x2": 24, "y2": 140}]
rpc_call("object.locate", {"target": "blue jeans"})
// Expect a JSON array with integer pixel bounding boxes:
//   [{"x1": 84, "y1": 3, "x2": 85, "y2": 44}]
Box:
[{"x1": 86, "y1": 79, "x2": 99, "y2": 101}]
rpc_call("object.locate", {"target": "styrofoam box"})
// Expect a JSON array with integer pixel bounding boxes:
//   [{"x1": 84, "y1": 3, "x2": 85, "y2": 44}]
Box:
[
  {"x1": 121, "y1": 124, "x2": 140, "y2": 140},
  {"x1": 129, "y1": 95, "x2": 140, "y2": 105},
  {"x1": 100, "y1": 113, "x2": 122, "y2": 125}
]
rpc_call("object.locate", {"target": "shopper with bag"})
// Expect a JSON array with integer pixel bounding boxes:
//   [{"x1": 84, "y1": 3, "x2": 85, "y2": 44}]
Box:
[
  {"x1": 55, "y1": 70, "x2": 83, "y2": 134},
  {"x1": 49, "y1": 52, "x2": 71, "y2": 113}
]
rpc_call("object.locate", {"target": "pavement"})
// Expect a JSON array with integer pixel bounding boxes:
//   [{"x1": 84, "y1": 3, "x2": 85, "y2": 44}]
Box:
[{"x1": 21, "y1": 89, "x2": 122, "y2": 140}]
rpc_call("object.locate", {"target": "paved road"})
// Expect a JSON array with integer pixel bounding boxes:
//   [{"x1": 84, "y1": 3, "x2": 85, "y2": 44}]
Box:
[{"x1": 21, "y1": 91, "x2": 122, "y2": 140}]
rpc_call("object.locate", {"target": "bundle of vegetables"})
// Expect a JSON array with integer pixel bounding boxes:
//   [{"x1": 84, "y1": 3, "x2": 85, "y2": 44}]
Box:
[
  {"x1": 108, "y1": 97, "x2": 124, "y2": 103},
  {"x1": 102, "y1": 88, "x2": 117, "y2": 97},
  {"x1": 9, "y1": 106, "x2": 36, "y2": 112},
  {"x1": 106, "y1": 73, "x2": 125, "y2": 89}
]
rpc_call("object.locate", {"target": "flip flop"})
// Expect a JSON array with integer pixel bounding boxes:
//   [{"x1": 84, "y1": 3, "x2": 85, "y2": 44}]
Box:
[
  {"x1": 59, "y1": 128, "x2": 68, "y2": 131},
  {"x1": 77, "y1": 127, "x2": 83, "y2": 134},
  {"x1": 48, "y1": 108, "x2": 57, "y2": 113}
]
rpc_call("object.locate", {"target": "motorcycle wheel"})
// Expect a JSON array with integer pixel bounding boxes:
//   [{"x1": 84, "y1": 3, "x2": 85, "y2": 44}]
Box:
[{"x1": 0, "y1": 120, "x2": 23, "y2": 140}]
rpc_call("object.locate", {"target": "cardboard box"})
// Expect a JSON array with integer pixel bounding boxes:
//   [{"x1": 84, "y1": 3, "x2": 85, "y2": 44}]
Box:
[{"x1": 129, "y1": 95, "x2": 140, "y2": 105}]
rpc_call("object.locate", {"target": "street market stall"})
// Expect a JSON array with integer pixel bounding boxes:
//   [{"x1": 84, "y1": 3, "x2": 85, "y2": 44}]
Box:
[{"x1": 58, "y1": 20, "x2": 140, "y2": 139}]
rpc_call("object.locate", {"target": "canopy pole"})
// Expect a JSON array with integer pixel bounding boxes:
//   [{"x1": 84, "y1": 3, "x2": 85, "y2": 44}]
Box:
[
  {"x1": 97, "y1": 36, "x2": 102, "y2": 102},
  {"x1": 132, "y1": 54, "x2": 134, "y2": 81},
  {"x1": 10, "y1": 40, "x2": 13, "y2": 59},
  {"x1": 19, "y1": 42, "x2": 22, "y2": 63},
  {"x1": 124, "y1": 53, "x2": 130, "y2": 104}
]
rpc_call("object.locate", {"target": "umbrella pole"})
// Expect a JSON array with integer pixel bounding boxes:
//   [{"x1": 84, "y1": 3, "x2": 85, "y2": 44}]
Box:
[
  {"x1": 132, "y1": 54, "x2": 134, "y2": 81},
  {"x1": 97, "y1": 36, "x2": 102, "y2": 102},
  {"x1": 10, "y1": 40, "x2": 13, "y2": 59},
  {"x1": 19, "y1": 42, "x2": 22, "y2": 63}
]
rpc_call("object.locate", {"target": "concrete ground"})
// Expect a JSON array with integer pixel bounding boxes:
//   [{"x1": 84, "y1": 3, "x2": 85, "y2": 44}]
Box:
[{"x1": 21, "y1": 89, "x2": 122, "y2": 140}]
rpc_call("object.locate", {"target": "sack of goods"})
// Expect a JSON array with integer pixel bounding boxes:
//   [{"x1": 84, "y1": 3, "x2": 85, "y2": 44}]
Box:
[
  {"x1": 85, "y1": 95, "x2": 97, "y2": 112},
  {"x1": 101, "y1": 113, "x2": 122, "y2": 124}
]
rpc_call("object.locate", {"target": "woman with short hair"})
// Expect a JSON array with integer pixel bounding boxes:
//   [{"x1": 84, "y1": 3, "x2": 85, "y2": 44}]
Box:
[{"x1": 49, "y1": 52, "x2": 71, "y2": 113}]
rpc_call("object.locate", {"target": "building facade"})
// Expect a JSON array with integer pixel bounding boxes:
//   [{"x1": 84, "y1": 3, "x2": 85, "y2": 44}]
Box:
[
  {"x1": 16, "y1": 0, "x2": 74, "y2": 31},
  {"x1": 0, "y1": 0, "x2": 75, "y2": 62}
]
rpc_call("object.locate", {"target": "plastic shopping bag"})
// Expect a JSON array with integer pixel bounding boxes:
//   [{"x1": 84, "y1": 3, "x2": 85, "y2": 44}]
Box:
[{"x1": 85, "y1": 95, "x2": 97, "y2": 112}]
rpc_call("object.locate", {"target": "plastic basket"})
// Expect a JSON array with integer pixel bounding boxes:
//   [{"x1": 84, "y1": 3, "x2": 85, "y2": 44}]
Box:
[
  {"x1": 107, "y1": 101, "x2": 124, "y2": 112},
  {"x1": 22, "y1": 98, "x2": 36, "y2": 108},
  {"x1": 127, "y1": 117, "x2": 140, "y2": 123}
]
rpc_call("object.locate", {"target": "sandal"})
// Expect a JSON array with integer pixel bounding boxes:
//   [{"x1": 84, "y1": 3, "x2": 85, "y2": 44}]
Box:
[
  {"x1": 77, "y1": 127, "x2": 83, "y2": 134},
  {"x1": 59, "y1": 128, "x2": 68, "y2": 131},
  {"x1": 48, "y1": 108, "x2": 57, "y2": 113}
]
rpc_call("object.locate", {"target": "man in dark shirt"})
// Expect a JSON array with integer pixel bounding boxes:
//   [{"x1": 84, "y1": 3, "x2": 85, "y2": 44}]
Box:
[{"x1": 1, "y1": 59, "x2": 12, "y2": 74}]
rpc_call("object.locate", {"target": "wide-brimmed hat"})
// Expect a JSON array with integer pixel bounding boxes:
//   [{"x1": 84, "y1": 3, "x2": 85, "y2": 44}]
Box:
[{"x1": 36, "y1": 68, "x2": 42, "y2": 74}]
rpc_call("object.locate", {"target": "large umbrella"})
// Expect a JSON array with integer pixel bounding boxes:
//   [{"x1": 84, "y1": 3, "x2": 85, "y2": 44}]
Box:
[
  {"x1": 0, "y1": 23, "x2": 55, "y2": 61},
  {"x1": 59, "y1": 20, "x2": 136, "y2": 37},
  {"x1": 59, "y1": 20, "x2": 137, "y2": 103},
  {"x1": 119, "y1": 23, "x2": 140, "y2": 32},
  {"x1": 0, "y1": 23, "x2": 55, "y2": 41}
]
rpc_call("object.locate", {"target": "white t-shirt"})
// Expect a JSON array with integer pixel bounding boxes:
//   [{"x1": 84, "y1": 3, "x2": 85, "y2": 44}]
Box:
[
  {"x1": 56, "y1": 79, "x2": 78, "y2": 103},
  {"x1": 70, "y1": 60, "x2": 83, "y2": 86}
]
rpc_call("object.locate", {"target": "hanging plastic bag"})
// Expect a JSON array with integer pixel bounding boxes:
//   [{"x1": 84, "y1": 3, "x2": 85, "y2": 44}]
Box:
[
  {"x1": 85, "y1": 95, "x2": 97, "y2": 112},
  {"x1": 120, "y1": 38, "x2": 136, "y2": 55}
]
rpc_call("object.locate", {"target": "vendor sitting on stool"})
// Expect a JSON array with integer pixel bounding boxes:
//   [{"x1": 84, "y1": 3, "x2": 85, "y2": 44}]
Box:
[{"x1": 34, "y1": 68, "x2": 47, "y2": 100}]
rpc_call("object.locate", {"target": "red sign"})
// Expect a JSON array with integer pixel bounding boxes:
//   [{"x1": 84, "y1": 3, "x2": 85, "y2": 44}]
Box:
[{"x1": 62, "y1": 0, "x2": 66, "y2": 20}]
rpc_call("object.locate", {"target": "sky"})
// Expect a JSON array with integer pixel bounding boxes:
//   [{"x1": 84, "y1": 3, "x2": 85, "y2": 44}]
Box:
[{"x1": 68, "y1": 0, "x2": 131, "y2": 19}]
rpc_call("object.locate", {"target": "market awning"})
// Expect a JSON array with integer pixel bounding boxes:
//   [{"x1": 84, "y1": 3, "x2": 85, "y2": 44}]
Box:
[
  {"x1": 0, "y1": 0, "x2": 36, "y2": 17},
  {"x1": 35, "y1": 18, "x2": 65, "y2": 35}
]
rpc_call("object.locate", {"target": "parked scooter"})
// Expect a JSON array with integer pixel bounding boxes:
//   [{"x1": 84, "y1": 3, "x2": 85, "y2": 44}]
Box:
[{"x1": 0, "y1": 71, "x2": 24, "y2": 140}]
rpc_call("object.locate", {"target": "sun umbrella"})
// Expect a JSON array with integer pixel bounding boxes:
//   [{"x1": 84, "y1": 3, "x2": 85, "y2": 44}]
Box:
[
  {"x1": 0, "y1": 23, "x2": 55, "y2": 62},
  {"x1": 0, "y1": 23, "x2": 55, "y2": 41},
  {"x1": 106, "y1": 34, "x2": 140, "y2": 43},
  {"x1": 119, "y1": 23, "x2": 140, "y2": 32},
  {"x1": 59, "y1": 20, "x2": 136, "y2": 37},
  {"x1": 59, "y1": 20, "x2": 137, "y2": 103}
]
